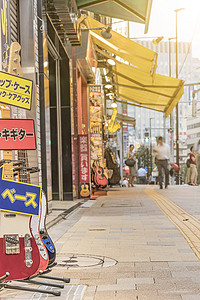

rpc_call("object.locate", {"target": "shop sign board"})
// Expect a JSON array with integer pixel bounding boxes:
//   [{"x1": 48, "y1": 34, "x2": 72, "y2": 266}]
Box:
[
  {"x1": 0, "y1": 119, "x2": 36, "y2": 150},
  {"x1": 78, "y1": 134, "x2": 90, "y2": 198},
  {"x1": 72, "y1": 136, "x2": 77, "y2": 198},
  {"x1": 0, "y1": 166, "x2": 41, "y2": 216},
  {"x1": 89, "y1": 85, "x2": 103, "y2": 162},
  {"x1": 0, "y1": 71, "x2": 33, "y2": 110}
]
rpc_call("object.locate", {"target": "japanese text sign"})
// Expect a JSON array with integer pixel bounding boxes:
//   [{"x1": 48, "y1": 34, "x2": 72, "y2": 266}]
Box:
[
  {"x1": 0, "y1": 71, "x2": 33, "y2": 110},
  {"x1": 78, "y1": 135, "x2": 90, "y2": 183},
  {"x1": 0, "y1": 119, "x2": 36, "y2": 150},
  {"x1": 0, "y1": 167, "x2": 41, "y2": 216}
]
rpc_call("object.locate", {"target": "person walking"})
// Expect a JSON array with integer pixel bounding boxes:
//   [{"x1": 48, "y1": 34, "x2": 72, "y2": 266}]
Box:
[
  {"x1": 137, "y1": 166, "x2": 147, "y2": 184},
  {"x1": 127, "y1": 144, "x2": 137, "y2": 187},
  {"x1": 185, "y1": 153, "x2": 191, "y2": 185},
  {"x1": 153, "y1": 136, "x2": 170, "y2": 189},
  {"x1": 190, "y1": 146, "x2": 198, "y2": 186}
]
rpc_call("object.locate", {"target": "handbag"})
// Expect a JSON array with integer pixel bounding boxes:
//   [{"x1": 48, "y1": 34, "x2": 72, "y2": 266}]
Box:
[{"x1": 125, "y1": 158, "x2": 136, "y2": 167}]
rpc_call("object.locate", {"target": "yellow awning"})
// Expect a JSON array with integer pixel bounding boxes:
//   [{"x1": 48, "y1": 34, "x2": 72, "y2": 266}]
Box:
[
  {"x1": 85, "y1": 16, "x2": 157, "y2": 76},
  {"x1": 114, "y1": 62, "x2": 184, "y2": 118}
]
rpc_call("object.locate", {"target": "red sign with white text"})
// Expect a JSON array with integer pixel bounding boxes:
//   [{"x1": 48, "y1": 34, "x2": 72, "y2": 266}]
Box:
[
  {"x1": 0, "y1": 119, "x2": 36, "y2": 150},
  {"x1": 78, "y1": 135, "x2": 90, "y2": 183}
]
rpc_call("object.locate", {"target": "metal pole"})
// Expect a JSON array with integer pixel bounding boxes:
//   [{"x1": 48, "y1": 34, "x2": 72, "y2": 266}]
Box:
[
  {"x1": 169, "y1": 39, "x2": 175, "y2": 164},
  {"x1": 174, "y1": 8, "x2": 185, "y2": 182},
  {"x1": 163, "y1": 114, "x2": 166, "y2": 141},
  {"x1": 150, "y1": 118, "x2": 152, "y2": 175},
  {"x1": 175, "y1": 11, "x2": 179, "y2": 184}
]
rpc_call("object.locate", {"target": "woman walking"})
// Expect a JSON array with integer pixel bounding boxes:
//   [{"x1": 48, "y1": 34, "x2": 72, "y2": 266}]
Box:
[
  {"x1": 127, "y1": 144, "x2": 137, "y2": 187},
  {"x1": 190, "y1": 146, "x2": 198, "y2": 186}
]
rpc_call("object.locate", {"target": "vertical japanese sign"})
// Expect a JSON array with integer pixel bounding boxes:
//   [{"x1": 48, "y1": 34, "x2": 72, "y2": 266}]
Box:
[
  {"x1": 89, "y1": 85, "x2": 103, "y2": 164},
  {"x1": 1, "y1": 0, "x2": 11, "y2": 71},
  {"x1": 78, "y1": 134, "x2": 90, "y2": 198},
  {"x1": 71, "y1": 136, "x2": 77, "y2": 198}
]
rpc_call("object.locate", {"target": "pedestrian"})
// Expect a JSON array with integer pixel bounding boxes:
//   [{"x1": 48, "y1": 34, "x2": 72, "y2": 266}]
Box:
[
  {"x1": 189, "y1": 146, "x2": 198, "y2": 186},
  {"x1": 137, "y1": 166, "x2": 147, "y2": 184},
  {"x1": 149, "y1": 175, "x2": 156, "y2": 185},
  {"x1": 153, "y1": 136, "x2": 170, "y2": 189},
  {"x1": 185, "y1": 153, "x2": 191, "y2": 185},
  {"x1": 127, "y1": 144, "x2": 137, "y2": 187}
]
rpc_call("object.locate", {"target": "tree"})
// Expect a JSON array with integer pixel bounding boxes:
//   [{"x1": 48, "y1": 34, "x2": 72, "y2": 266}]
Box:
[{"x1": 136, "y1": 145, "x2": 152, "y2": 176}]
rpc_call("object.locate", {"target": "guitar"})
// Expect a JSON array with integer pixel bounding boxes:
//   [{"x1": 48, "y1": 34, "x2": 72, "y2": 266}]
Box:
[
  {"x1": 0, "y1": 42, "x2": 41, "y2": 281},
  {"x1": 17, "y1": 158, "x2": 55, "y2": 269},
  {"x1": 80, "y1": 183, "x2": 90, "y2": 198},
  {"x1": 39, "y1": 191, "x2": 56, "y2": 267},
  {"x1": 108, "y1": 107, "x2": 121, "y2": 133},
  {"x1": 73, "y1": 183, "x2": 77, "y2": 198},
  {"x1": 93, "y1": 161, "x2": 108, "y2": 187}
]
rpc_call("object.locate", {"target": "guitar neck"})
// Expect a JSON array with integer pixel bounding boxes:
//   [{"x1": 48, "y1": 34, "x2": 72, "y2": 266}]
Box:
[
  {"x1": 1, "y1": 42, "x2": 24, "y2": 181},
  {"x1": 1, "y1": 109, "x2": 13, "y2": 180},
  {"x1": 17, "y1": 150, "x2": 30, "y2": 183}
]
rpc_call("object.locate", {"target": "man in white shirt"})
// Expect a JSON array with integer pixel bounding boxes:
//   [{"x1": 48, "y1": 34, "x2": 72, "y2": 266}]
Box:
[
  {"x1": 153, "y1": 136, "x2": 170, "y2": 189},
  {"x1": 137, "y1": 166, "x2": 147, "y2": 184}
]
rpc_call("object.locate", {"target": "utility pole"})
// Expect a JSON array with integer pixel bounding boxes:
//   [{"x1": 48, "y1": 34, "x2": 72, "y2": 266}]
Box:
[
  {"x1": 168, "y1": 38, "x2": 175, "y2": 169},
  {"x1": 175, "y1": 8, "x2": 185, "y2": 184}
]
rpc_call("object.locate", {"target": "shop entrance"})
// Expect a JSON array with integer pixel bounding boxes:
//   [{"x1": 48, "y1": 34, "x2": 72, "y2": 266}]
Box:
[
  {"x1": 48, "y1": 43, "x2": 63, "y2": 201},
  {"x1": 47, "y1": 17, "x2": 73, "y2": 201}
]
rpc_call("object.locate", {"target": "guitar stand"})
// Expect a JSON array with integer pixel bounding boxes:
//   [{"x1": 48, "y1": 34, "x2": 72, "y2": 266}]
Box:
[
  {"x1": 39, "y1": 274, "x2": 70, "y2": 283},
  {"x1": 38, "y1": 263, "x2": 71, "y2": 283},
  {"x1": 0, "y1": 282, "x2": 61, "y2": 296},
  {"x1": 18, "y1": 279, "x2": 64, "y2": 289}
]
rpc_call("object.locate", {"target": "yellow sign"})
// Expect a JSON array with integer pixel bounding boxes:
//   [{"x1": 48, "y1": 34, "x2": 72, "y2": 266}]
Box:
[{"x1": 0, "y1": 71, "x2": 33, "y2": 110}]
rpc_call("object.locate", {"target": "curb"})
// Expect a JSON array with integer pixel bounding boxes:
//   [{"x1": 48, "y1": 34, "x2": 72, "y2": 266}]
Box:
[{"x1": 46, "y1": 201, "x2": 83, "y2": 229}]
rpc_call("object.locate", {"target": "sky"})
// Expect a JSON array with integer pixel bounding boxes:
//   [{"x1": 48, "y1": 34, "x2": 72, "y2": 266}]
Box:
[{"x1": 129, "y1": 0, "x2": 200, "y2": 59}]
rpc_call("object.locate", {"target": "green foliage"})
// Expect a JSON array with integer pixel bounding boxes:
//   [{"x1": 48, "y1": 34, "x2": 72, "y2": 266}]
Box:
[{"x1": 136, "y1": 145, "x2": 152, "y2": 175}]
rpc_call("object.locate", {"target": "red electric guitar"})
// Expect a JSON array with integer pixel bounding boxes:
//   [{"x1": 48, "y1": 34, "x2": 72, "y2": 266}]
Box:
[
  {"x1": 17, "y1": 152, "x2": 49, "y2": 274},
  {"x1": 93, "y1": 161, "x2": 108, "y2": 187},
  {"x1": 0, "y1": 42, "x2": 41, "y2": 281}
]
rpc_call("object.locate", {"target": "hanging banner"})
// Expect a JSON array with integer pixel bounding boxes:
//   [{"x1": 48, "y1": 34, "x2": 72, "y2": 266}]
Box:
[
  {"x1": 78, "y1": 134, "x2": 90, "y2": 198},
  {"x1": 89, "y1": 85, "x2": 103, "y2": 163},
  {"x1": 0, "y1": 166, "x2": 41, "y2": 216},
  {"x1": 0, "y1": 71, "x2": 33, "y2": 110},
  {"x1": 0, "y1": 119, "x2": 36, "y2": 149}
]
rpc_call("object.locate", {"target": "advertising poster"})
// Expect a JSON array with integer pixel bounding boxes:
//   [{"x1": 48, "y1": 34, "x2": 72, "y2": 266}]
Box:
[{"x1": 89, "y1": 85, "x2": 103, "y2": 164}]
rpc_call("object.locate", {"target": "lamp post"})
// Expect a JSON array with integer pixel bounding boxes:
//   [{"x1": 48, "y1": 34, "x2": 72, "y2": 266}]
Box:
[
  {"x1": 149, "y1": 117, "x2": 154, "y2": 176},
  {"x1": 168, "y1": 37, "x2": 175, "y2": 168},
  {"x1": 174, "y1": 8, "x2": 185, "y2": 184}
]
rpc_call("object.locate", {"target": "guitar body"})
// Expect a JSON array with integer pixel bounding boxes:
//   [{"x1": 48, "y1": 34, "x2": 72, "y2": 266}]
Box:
[
  {"x1": 40, "y1": 191, "x2": 56, "y2": 266},
  {"x1": 0, "y1": 212, "x2": 40, "y2": 281},
  {"x1": 80, "y1": 183, "x2": 90, "y2": 198},
  {"x1": 94, "y1": 166, "x2": 108, "y2": 187},
  {"x1": 30, "y1": 203, "x2": 49, "y2": 273}
]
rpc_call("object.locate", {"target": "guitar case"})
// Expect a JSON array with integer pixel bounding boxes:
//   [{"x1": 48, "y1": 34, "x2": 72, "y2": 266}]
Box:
[{"x1": 104, "y1": 148, "x2": 121, "y2": 185}]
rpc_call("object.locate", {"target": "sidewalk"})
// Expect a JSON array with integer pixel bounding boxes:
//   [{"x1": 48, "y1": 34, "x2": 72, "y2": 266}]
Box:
[
  {"x1": 49, "y1": 185, "x2": 200, "y2": 300},
  {"x1": 1, "y1": 185, "x2": 200, "y2": 299}
]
